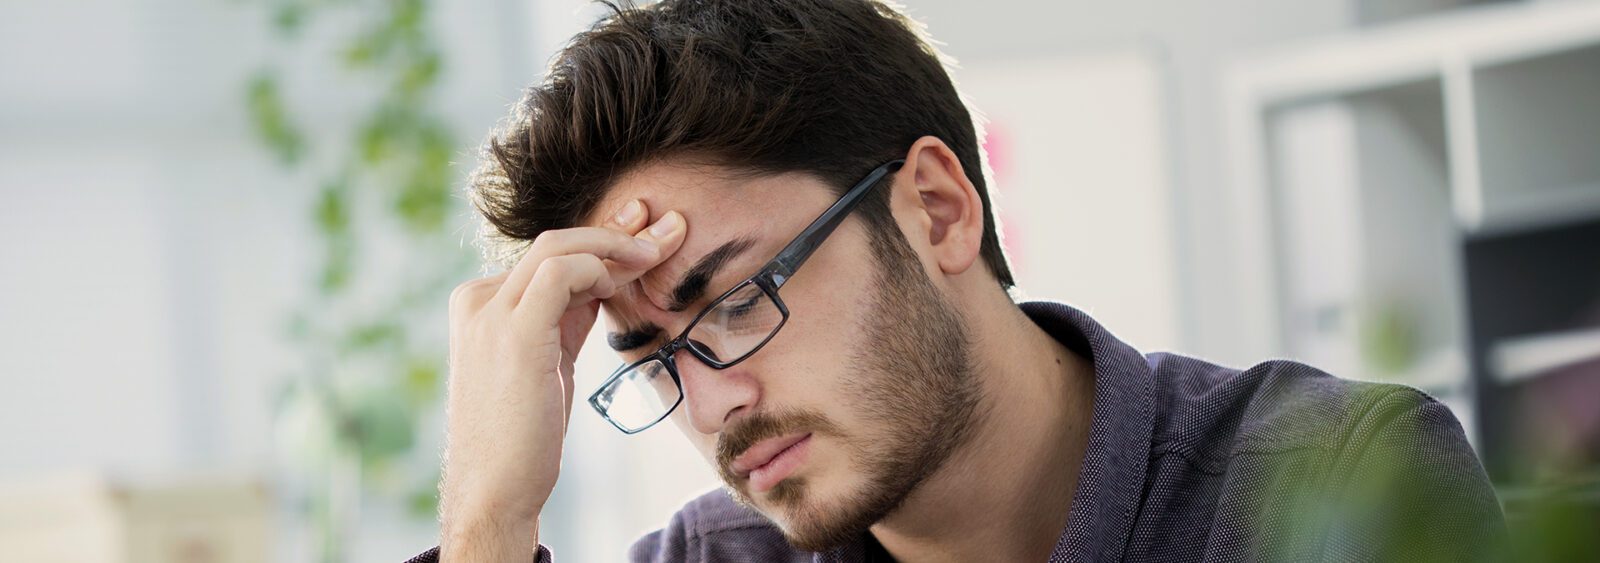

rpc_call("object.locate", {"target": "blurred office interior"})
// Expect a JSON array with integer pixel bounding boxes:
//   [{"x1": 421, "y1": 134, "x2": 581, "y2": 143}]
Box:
[{"x1": 2, "y1": 0, "x2": 1597, "y2": 560}]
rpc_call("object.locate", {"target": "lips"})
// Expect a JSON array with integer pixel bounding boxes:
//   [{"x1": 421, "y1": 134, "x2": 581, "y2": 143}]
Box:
[{"x1": 730, "y1": 432, "x2": 811, "y2": 478}]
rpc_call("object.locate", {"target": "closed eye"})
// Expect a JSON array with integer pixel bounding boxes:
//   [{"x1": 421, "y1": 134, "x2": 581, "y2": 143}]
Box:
[{"x1": 726, "y1": 298, "x2": 760, "y2": 317}]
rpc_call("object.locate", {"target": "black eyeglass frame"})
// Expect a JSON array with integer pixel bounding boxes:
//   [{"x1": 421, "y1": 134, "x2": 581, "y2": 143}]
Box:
[{"x1": 587, "y1": 158, "x2": 907, "y2": 434}]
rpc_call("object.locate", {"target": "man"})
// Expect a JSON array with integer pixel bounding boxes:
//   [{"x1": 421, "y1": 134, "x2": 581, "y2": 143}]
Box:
[{"x1": 411, "y1": 0, "x2": 1505, "y2": 561}]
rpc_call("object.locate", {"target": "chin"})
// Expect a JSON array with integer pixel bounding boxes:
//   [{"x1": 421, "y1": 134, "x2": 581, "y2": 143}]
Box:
[{"x1": 754, "y1": 472, "x2": 888, "y2": 553}]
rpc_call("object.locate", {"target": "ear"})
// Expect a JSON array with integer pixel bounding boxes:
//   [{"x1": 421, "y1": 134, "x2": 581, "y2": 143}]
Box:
[{"x1": 890, "y1": 135, "x2": 985, "y2": 277}]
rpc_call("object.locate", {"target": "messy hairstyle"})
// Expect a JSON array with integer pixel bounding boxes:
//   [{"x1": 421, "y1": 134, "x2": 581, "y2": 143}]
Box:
[{"x1": 468, "y1": 0, "x2": 1013, "y2": 288}]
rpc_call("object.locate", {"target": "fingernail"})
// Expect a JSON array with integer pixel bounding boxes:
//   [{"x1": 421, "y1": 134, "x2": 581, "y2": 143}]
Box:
[
  {"x1": 613, "y1": 200, "x2": 643, "y2": 225},
  {"x1": 648, "y1": 212, "x2": 681, "y2": 238}
]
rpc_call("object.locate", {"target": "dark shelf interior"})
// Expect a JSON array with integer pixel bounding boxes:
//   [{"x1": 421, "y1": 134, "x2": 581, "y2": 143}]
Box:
[{"x1": 1464, "y1": 217, "x2": 1600, "y2": 484}]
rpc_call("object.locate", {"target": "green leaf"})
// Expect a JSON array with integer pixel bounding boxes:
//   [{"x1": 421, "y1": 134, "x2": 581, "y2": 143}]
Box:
[
  {"x1": 346, "y1": 385, "x2": 416, "y2": 463},
  {"x1": 396, "y1": 177, "x2": 448, "y2": 232},
  {"x1": 406, "y1": 482, "x2": 440, "y2": 519},
  {"x1": 315, "y1": 180, "x2": 355, "y2": 294},
  {"x1": 392, "y1": 0, "x2": 426, "y2": 39},
  {"x1": 397, "y1": 50, "x2": 441, "y2": 95},
  {"x1": 319, "y1": 236, "x2": 354, "y2": 293},
  {"x1": 245, "y1": 72, "x2": 306, "y2": 165},
  {"x1": 315, "y1": 180, "x2": 351, "y2": 236},
  {"x1": 342, "y1": 320, "x2": 404, "y2": 353},
  {"x1": 394, "y1": 122, "x2": 455, "y2": 232},
  {"x1": 272, "y1": 1, "x2": 307, "y2": 36},
  {"x1": 342, "y1": 27, "x2": 390, "y2": 68},
  {"x1": 357, "y1": 111, "x2": 398, "y2": 165},
  {"x1": 402, "y1": 356, "x2": 441, "y2": 406},
  {"x1": 1360, "y1": 301, "x2": 1419, "y2": 376}
]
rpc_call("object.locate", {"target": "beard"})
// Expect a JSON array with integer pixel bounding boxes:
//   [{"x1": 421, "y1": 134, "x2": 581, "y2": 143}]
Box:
[{"x1": 714, "y1": 227, "x2": 987, "y2": 552}]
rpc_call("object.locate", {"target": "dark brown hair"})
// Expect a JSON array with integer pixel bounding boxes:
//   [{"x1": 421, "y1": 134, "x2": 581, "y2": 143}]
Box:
[{"x1": 469, "y1": 0, "x2": 1013, "y2": 288}]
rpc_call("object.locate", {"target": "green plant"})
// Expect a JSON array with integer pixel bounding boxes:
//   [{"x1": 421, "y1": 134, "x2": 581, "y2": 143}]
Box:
[{"x1": 242, "y1": 0, "x2": 473, "y2": 560}]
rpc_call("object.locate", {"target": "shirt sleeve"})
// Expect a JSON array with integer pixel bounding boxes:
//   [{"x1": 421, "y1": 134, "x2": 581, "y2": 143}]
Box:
[
  {"x1": 1316, "y1": 394, "x2": 1509, "y2": 561},
  {"x1": 403, "y1": 544, "x2": 553, "y2": 563}
]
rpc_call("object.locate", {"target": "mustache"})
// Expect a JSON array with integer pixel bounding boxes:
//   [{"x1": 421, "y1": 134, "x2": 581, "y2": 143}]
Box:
[{"x1": 716, "y1": 409, "x2": 841, "y2": 479}]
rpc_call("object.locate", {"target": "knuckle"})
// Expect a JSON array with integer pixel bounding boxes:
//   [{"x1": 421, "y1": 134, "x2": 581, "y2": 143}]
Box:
[
  {"x1": 529, "y1": 229, "x2": 565, "y2": 251},
  {"x1": 448, "y1": 279, "x2": 491, "y2": 309},
  {"x1": 448, "y1": 283, "x2": 471, "y2": 306},
  {"x1": 536, "y1": 256, "x2": 571, "y2": 279}
]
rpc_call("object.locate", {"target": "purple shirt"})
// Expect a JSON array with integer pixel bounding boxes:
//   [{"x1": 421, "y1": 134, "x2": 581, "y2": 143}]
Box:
[{"x1": 410, "y1": 300, "x2": 1505, "y2": 562}]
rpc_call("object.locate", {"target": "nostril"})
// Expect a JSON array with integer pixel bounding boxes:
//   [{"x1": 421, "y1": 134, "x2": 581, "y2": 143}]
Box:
[{"x1": 722, "y1": 405, "x2": 748, "y2": 426}]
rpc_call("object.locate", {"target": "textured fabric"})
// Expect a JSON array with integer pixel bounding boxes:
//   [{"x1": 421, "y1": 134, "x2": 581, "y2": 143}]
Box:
[
  {"x1": 404, "y1": 544, "x2": 550, "y2": 563},
  {"x1": 408, "y1": 300, "x2": 1505, "y2": 562}
]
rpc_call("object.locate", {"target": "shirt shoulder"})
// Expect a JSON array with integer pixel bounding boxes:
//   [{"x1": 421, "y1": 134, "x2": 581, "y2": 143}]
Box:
[
  {"x1": 1144, "y1": 352, "x2": 1455, "y2": 472},
  {"x1": 1135, "y1": 353, "x2": 1505, "y2": 560},
  {"x1": 628, "y1": 488, "x2": 813, "y2": 563}
]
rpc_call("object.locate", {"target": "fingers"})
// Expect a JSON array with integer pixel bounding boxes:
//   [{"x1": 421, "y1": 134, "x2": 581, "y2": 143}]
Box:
[
  {"x1": 490, "y1": 199, "x2": 652, "y2": 306},
  {"x1": 603, "y1": 210, "x2": 686, "y2": 284},
  {"x1": 538, "y1": 253, "x2": 611, "y2": 301},
  {"x1": 496, "y1": 199, "x2": 652, "y2": 307},
  {"x1": 517, "y1": 207, "x2": 687, "y2": 328},
  {"x1": 492, "y1": 229, "x2": 656, "y2": 307},
  {"x1": 453, "y1": 197, "x2": 688, "y2": 336}
]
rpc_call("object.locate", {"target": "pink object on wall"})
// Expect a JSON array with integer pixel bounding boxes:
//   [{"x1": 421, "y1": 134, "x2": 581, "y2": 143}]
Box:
[{"x1": 983, "y1": 122, "x2": 1026, "y2": 276}]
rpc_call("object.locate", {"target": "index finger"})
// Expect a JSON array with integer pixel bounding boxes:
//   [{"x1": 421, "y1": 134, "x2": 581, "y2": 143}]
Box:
[
  {"x1": 599, "y1": 198, "x2": 651, "y2": 236},
  {"x1": 599, "y1": 208, "x2": 688, "y2": 293}
]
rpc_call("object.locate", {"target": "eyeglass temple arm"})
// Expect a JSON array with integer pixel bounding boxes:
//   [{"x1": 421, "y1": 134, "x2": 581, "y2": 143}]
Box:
[{"x1": 766, "y1": 160, "x2": 905, "y2": 287}]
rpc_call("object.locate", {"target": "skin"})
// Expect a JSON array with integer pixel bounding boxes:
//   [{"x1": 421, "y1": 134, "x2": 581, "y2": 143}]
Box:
[{"x1": 440, "y1": 136, "x2": 1096, "y2": 562}]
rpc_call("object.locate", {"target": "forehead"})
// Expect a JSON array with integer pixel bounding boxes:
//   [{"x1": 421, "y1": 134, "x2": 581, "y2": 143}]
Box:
[{"x1": 581, "y1": 159, "x2": 838, "y2": 314}]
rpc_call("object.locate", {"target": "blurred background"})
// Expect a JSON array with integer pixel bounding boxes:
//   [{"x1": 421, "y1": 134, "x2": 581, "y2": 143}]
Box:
[{"x1": 2, "y1": 0, "x2": 1597, "y2": 561}]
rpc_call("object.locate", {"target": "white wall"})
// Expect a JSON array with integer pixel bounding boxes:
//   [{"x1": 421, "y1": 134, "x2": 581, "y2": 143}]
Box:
[
  {"x1": 902, "y1": 0, "x2": 1359, "y2": 366},
  {"x1": 959, "y1": 52, "x2": 1182, "y2": 352}
]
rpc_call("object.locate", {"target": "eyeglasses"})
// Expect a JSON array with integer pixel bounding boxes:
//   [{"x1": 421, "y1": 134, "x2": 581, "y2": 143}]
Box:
[{"x1": 587, "y1": 159, "x2": 906, "y2": 434}]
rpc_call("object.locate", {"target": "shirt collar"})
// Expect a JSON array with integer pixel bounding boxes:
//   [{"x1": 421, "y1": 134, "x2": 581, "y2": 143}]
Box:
[{"x1": 1019, "y1": 300, "x2": 1156, "y2": 563}]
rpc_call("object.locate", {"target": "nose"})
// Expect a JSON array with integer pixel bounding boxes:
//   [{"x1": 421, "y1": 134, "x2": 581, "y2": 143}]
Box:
[{"x1": 674, "y1": 347, "x2": 761, "y2": 435}]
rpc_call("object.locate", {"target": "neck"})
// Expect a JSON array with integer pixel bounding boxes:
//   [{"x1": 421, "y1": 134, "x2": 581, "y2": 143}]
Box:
[{"x1": 869, "y1": 291, "x2": 1096, "y2": 563}]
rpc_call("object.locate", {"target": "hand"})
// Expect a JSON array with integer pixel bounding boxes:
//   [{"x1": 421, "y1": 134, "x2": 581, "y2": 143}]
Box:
[{"x1": 438, "y1": 200, "x2": 685, "y2": 559}]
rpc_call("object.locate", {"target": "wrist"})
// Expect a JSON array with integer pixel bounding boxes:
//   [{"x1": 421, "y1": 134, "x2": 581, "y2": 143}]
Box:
[{"x1": 440, "y1": 499, "x2": 541, "y2": 561}]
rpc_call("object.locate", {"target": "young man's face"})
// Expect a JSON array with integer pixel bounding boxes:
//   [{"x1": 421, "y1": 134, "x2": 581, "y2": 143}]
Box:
[{"x1": 586, "y1": 158, "x2": 985, "y2": 550}]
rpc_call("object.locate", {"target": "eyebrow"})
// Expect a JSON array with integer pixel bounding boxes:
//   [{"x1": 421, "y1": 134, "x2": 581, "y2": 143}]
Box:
[{"x1": 606, "y1": 236, "x2": 759, "y2": 352}]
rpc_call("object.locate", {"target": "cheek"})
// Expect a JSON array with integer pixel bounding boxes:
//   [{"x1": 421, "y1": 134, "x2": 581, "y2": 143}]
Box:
[
  {"x1": 763, "y1": 243, "x2": 886, "y2": 392},
  {"x1": 758, "y1": 289, "x2": 880, "y2": 426},
  {"x1": 670, "y1": 411, "x2": 718, "y2": 456}
]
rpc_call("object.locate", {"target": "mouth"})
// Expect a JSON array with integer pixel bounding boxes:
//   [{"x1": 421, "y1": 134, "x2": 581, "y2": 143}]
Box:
[{"x1": 730, "y1": 432, "x2": 813, "y2": 493}]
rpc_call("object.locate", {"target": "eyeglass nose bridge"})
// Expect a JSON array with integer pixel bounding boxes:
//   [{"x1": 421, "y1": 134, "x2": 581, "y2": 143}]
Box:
[
  {"x1": 658, "y1": 334, "x2": 726, "y2": 373},
  {"x1": 659, "y1": 337, "x2": 689, "y2": 357}
]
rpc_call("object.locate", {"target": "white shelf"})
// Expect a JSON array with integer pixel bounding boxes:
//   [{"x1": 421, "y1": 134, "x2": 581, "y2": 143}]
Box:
[
  {"x1": 1224, "y1": 0, "x2": 1600, "y2": 369},
  {"x1": 1469, "y1": 40, "x2": 1600, "y2": 236},
  {"x1": 1472, "y1": 182, "x2": 1600, "y2": 238},
  {"x1": 1490, "y1": 326, "x2": 1600, "y2": 385},
  {"x1": 1229, "y1": 1, "x2": 1600, "y2": 105}
]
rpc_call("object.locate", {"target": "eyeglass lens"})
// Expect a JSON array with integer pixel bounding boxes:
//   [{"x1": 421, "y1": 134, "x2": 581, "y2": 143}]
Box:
[{"x1": 595, "y1": 281, "x2": 784, "y2": 431}]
